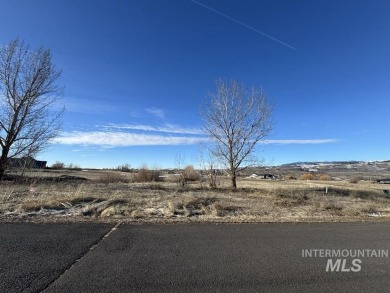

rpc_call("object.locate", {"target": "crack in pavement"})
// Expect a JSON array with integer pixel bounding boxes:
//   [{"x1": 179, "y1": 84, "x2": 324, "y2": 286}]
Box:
[{"x1": 40, "y1": 222, "x2": 122, "y2": 292}]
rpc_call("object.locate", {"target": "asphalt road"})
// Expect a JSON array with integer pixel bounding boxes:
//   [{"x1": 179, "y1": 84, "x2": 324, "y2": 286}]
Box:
[
  {"x1": 1, "y1": 222, "x2": 390, "y2": 292},
  {"x1": 0, "y1": 222, "x2": 113, "y2": 292}
]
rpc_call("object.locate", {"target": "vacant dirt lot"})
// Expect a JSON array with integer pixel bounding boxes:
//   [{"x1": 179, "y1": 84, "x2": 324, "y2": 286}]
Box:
[{"x1": 1, "y1": 169, "x2": 390, "y2": 223}]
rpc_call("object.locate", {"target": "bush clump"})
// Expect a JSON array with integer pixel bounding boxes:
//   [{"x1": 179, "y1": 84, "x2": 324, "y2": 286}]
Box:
[
  {"x1": 134, "y1": 166, "x2": 161, "y2": 182},
  {"x1": 51, "y1": 161, "x2": 65, "y2": 170},
  {"x1": 349, "y1": 177, "x2": 362, "y2": 184},
  {"x1": 66, "y1": 163, "x2": 82, "y2": 170},
  {"x1": 116, "y1": 163, "x2": 131, "y2": 172},
  {"x1": 299, "y1": 173, "x2": 316, "y2": 180},
  {"x1": 318, "y1": 174, "x2": 331, "y2": 181},
  {"x1": 183, "y1": 165, "x2": 200, "y2": 182}
]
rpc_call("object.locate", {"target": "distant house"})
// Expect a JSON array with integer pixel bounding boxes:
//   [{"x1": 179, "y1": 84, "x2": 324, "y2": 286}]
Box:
[
  {"x1": 377, "y1": 179, "x2": 390, "y2": 184},
  {"x1": 248, "y1": 174, "x2": 260, "y2": 179},
  {"x1": 8, "y1": 157, "x2": 47, "y2": 169},
  {"x1": 248, "y1": 173, "x2": 279, "y2": 180},
  {"x1": 263, "y1": 173, "x2": 276, "y2": 179}
]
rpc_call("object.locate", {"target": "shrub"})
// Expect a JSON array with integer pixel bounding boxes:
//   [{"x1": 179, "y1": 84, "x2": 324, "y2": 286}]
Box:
[
  {"x1": 349, "y1": 177, "x2": 362, "y2": 184},
  {"x1": 299, "y1": 173, "x2": 316, "y2": 180},
  {"x1": 66, "y1": 163, "x2": 82, "y2": 170},
  {"x1": 117, "y1": 163, "x2": 131, "y2": 172},
  {"x1": 183, "y1": 165, "x2": 200, "y2": 181},
  {"x1": 318, "y1": 174, "x2": 331, "y2": 181},
  {"x1": 51, "y1": 161, "x2": 65, "y2": 170},
  {"x1": 134, "y1": 166, "x2": 161, "y2": 182}
]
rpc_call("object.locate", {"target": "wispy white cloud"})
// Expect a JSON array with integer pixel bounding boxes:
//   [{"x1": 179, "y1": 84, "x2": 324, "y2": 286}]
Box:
[
  {"x1": 104, "y1": 123, "x2": 204, "y2": 135},
  {"x1": 53, "y1": 120, "x2": 338, "y2": 148},
  {"x1": 53, "y1": 131, "x2": 208, "y2": 147},
  {"x1": 54, "y1": 128, "x2": 338, "y2": 148},
  {"x1": 146, "y1": 107, "x2": 165, "y2": 119}
]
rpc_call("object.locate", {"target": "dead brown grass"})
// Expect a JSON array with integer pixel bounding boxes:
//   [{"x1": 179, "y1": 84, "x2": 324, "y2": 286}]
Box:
[
  {"x1": 97, "y1": 172, "x2": 130, "y2": 184},
  {"x1": 1, "y1": 170, "x2": 390, "y2": 223}
]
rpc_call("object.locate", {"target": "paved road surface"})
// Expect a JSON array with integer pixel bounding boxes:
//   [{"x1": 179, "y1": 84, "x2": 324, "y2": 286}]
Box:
[
  {"x1": 1, "y1": 222, "x2": 390, "y2": 292},
  {"x1": 0, "y1": 223, "x2": 112, "y2": 292}
]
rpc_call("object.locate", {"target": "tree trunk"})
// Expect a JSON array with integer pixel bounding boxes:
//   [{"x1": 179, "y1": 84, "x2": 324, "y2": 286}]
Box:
[
  {"x1": 229, "y1": 144, "x2": 237, "y2": 189},
  {"x1": 0, "y1": 159, "x2": 7, "y2": 180},
  {"x1": 231, "y1": 174, "x2": 237, "y2": 189},
  {"x1": 0, "y1": 148, "x2": 10, "y2": 180},
  {"x1": 0, "y1": 166, "x2": 5, "y2": 180},
  {"x1": 230, "y1": 162, "x2": 237, "y2": 189}
]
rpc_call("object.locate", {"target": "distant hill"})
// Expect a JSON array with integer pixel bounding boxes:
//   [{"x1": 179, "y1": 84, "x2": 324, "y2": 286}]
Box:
[
  {"x1": 279, "y1": 160, "x2": 390, "y2": 168},
  {"x1": 280, "y1": 161, "x2": 366, "y2": 167}
]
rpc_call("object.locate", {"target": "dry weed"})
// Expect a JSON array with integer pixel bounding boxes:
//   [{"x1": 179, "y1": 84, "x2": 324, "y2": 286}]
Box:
[
  {"x1": 2, "y1": 173, "x2": 390, "y2": 222},
  {"x1": 97, "y1": 172, "x2": 130, "y2": 184},
  {"x1": 299, "y1": 173, "x2": 316, "y2": 180}
]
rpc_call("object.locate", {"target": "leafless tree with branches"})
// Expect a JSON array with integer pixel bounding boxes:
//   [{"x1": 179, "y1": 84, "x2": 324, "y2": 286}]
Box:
[
  {"x1": 0, "y1": 39, "x2": 64, "y2": 179},
  {"x1": 201, "y1": 79, "x2": 273, "y2": 189}
]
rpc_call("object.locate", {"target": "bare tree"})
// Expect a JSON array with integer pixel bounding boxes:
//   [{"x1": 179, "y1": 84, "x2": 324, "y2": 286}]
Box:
[
  {"x1": 201, "y1": 79, "x2": 273, "y2": 189},
  {"x1": 0, "y1": 39, "x2": 63, "y2": 179},
  {"x1": 197, "y1": 147, "x2": 222, "y2": 188}
]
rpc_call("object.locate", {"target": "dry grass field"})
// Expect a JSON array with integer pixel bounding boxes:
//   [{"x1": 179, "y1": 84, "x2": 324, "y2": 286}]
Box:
[{"x1": 1, "y1": 165, "x2": 390, "y2": 223}]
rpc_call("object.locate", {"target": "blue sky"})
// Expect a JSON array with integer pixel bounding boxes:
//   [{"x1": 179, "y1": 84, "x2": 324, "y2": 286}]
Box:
[{"x1": 1, "y1": 0, "x2": 389, "y2": 168}]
